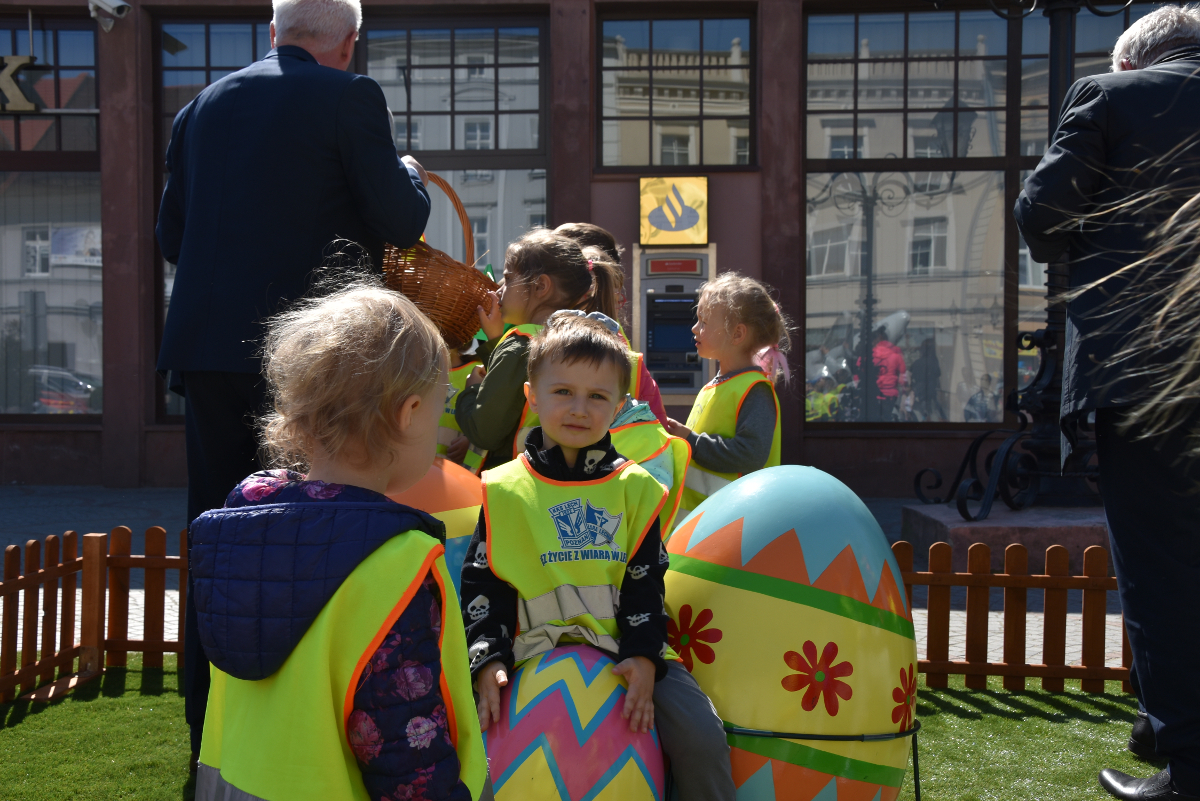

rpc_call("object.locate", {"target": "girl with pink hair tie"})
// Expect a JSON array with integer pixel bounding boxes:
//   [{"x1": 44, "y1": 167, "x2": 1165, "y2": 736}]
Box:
[{"x1": 665, "y1": 272, "x2": 792, "y2": 517}]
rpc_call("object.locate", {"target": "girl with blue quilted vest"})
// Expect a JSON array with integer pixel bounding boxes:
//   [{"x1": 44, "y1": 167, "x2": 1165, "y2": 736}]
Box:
[
  {"x1": 666, "y1": 272, "x2": 791, "y2": 519},
  {"x1": 454, "y1": 229, "x2": 623, "y2": 470},
  {"x1": 189, "y1": 284, "x2": 489, "y2": 801}
]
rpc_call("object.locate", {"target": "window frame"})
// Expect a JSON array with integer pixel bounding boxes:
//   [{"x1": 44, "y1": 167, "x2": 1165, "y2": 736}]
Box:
[
  {"x1": 594, "y1": 11, "x2": 759, "y2": 173},
  {"x1": 801, "y1": 1, "x2": 1158, "y2": 430},
  {"x1": 0, "y1": 17, "x2": 100, "y2": 171},
  {"x1": 0, "y1": 17, "x2": 102, "y2": 422},
  {"x1": 354, "y1": 16, "x2": 549, "y2": 173}
]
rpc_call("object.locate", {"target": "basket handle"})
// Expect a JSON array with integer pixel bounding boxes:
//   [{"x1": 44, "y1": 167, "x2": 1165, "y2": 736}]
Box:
[{"x1": 426, "y1": 172, "x2": 476, "y2": 268}]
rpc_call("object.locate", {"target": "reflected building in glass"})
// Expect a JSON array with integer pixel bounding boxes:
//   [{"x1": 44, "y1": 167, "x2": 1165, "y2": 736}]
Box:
[
  {"x1": 0, "y1": 24, "x2": 102, "y2": 415},
  {"x1": 0, "y1": 2, "x2": 1169, "y2": 489},
  {"x1": 803, "y1": 11, "x2": 1009, "y2": 423},
  {"x1": 600, "y1": 18, "x2": 753, "y2": 167},
  {"x1": 365, "y1": 26, "x2": 547, "y2": 270}
]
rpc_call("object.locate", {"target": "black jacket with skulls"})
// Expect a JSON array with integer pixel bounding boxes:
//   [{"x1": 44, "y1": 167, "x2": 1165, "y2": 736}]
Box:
[{"x1": 459, "y1": 428, "x2": 671, "y2": 682}]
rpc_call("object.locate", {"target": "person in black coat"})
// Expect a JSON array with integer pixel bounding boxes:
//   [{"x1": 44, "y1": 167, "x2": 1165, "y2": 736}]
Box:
[
  {"x1": 155, "y1": 0, "x2": 431, "y2": 766},
  {"x1": 1014, "y1": 7, "x2": 1200, "y2": 800}
]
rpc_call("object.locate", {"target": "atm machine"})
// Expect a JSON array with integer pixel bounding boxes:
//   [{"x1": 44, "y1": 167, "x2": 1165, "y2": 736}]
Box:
[{"x1": 631, "y1": 244, "x2": 716, "y2": 402}]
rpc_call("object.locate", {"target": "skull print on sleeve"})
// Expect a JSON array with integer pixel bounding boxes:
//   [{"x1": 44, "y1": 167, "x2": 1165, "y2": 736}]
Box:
[
  {"x1": 615, "y1": 516, "x2": 672, "y2": 681},
  {"x1": 459, "y1": 508, "x2": 519, "y2": 679}
]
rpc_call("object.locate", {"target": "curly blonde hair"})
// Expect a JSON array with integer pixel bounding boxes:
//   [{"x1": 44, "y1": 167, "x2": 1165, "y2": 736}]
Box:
[
  {"x1": 699, "y1": 272, "x2": 791, "y2": 349},
  {"x1": 260, "y1": 284, "x2": 447, "y2": 470}
]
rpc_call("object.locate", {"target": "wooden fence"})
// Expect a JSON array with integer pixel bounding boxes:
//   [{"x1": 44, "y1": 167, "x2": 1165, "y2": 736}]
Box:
[
  {"x1": 1, "y1": 530, "x2": 1134, "y2": 701},
  {"x1": 893, "y1": 540, "x2": 1131, "y2": 693},
  {"x1": 0, "y1": 527, "x2": 188, "y2": 703}
]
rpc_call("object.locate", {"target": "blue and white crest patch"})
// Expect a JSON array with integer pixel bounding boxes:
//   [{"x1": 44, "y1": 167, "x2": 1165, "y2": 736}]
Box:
[{"x1": 548, "y1": 498, "x2": 624, "y2": 550}]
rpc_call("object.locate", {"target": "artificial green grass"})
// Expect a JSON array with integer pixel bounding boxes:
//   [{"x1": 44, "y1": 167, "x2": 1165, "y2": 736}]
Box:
[
  {"x1": 898, "y1": 674, "x2": 1158, "y2": 801},
  {"x1": 0, "y1": 662, "x2": 1161, "y2": 800},
  {"x1": 0, "y1": 654, "x2": 195, "y2": 800}
]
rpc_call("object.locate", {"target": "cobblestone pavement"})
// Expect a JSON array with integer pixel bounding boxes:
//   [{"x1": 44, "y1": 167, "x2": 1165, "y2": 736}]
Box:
[
  {"x1": 0, "y1": 485, "x2": 188, "y2": 591},
  {"x1": 14, "y1": 589, "x2": 182, "y2": 652},
  {"x1": 911, "y1": 609, "x2": 1126, "y2": 667}
]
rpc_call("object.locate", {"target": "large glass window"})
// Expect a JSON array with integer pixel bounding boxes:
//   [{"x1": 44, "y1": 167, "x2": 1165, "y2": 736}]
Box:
[
  {"x1": 806, "y1": 171, "x2": 1004, "y2": 423},
  {"x1": 0, "y1": 22, "x2": 98, "y2": 152},
  {"x1": 806, "y1": 11, "x2": 1006, "y2": 160},
  {"x1": 363, "y1": 21, "x2": 548, "y2": 277},
  {"x1": 364, "y1": 25, "x2": 543, "y2": 152},
  {"x1": 599, "y1": 17, "x2": 753, "y2": 167},
  {"x1": 418, "y1": 168, "x2": 546, "y2": 274},
  {"x1": 804, "y1": 5, "x2": 1157, "y2": 426},
  {"x1": 0, "y1": 19, "x2": 100, "y2": 418},
  {"x1": 0, "y1": 173, "x2": 103, "y2": 414}
]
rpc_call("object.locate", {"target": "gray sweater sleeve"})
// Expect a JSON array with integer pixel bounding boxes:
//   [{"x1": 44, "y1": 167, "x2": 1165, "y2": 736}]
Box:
[{"x1": 687, "y1": 382, "x2": 777, "y2": 474}]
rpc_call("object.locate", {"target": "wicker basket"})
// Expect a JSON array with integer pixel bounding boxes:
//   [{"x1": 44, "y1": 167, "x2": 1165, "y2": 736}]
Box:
[{"x1": 382, "y1": 172, "x2": 498, "y2": 350}]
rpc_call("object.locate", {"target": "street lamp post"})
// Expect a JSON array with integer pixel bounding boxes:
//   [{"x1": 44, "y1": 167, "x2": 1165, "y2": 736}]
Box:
[
  {"x1": 809, "y1": 169, "x2": 960, "y2": 423},
  {"x1": 915, "y1": 0, "x2": 1132, "y2": 520}
]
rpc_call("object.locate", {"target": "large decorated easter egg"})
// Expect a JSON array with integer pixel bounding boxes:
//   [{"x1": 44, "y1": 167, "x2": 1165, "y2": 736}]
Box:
[
  {"x1": 485, "y1": 645, "x2": 665, "y2": 801},
  {"x1": 664, "y1": 466, "x2": 916, "y2": 801},
  {"x1": 389, "y1": 456, "x2": 481, "y2": 599}
]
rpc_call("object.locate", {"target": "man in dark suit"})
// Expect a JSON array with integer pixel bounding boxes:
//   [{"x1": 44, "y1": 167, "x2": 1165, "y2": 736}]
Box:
[
  {"x1": 156, "y1": 0, "x2": 430, "y2": 764},
  {"x1": 1015, "y1": 7, "x2": 1200, "y2": 799}
]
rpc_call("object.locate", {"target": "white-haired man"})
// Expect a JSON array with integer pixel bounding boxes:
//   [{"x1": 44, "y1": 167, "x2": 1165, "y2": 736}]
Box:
[
  {"x1": 1015, "y1": 6, "x2": 1200, "y2": 800},
  {"x1": 156, "y1": 0, "x2": 433, "y2": 778}
]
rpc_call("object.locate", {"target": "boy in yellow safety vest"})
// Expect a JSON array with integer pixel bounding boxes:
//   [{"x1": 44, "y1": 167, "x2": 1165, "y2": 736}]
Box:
[{"x1": 460, "y1": 313, "x2": 735, "y2": 801}]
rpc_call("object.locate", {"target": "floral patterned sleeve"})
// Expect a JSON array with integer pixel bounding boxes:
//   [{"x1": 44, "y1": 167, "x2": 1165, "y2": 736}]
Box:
[{"x1": 347, "y1": 571, "x2": 472, "y2": 801}]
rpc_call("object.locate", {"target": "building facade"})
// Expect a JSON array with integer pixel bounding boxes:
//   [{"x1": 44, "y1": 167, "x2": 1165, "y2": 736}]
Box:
[{"x1": 0, "y1": 0, "x2": 1160, "y2": 494}]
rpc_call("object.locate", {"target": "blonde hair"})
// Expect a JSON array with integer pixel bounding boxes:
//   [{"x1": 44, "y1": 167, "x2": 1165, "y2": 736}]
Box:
[
  {"x1": 699, "y1": 272, "x2": 793, "y2": 381},
  {"x1": 261, "y1": 284, "x2": 447, "y2": 470},
  {"x1": 528, "y1": 312, "x2": 632, "y2": 398}
]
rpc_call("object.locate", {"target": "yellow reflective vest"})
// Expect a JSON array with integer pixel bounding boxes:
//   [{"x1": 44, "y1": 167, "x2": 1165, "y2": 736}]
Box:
[
  {"x1": 610, "y1": 420, "x2": 691, "y2": 537},
  {"x1": 617, "y1": 325, "x2": 647, "y2": 402},
  {"x1": 481, "y1": 455, "x2": 675, "y2": 665},
  {"x1": 680, "y1": 369, "x2": 781, "y2": 518},
  {"x1": 439, "y1": 361, "x2": 486, "y2": 474},
  {"x1": 197, "y1": 533, "x2": 487, "y2": 801},
  {"x1": 497, "y1": 324, "x2": 544, "y2": 459}
]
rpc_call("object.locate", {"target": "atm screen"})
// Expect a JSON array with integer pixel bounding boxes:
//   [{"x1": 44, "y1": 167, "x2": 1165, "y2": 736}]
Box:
[{"x1": 651, "y1": 324, "x2": 695, "y2": 351}]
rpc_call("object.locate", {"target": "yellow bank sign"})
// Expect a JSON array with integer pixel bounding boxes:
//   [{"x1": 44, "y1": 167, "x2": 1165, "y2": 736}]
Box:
[{"x1": 639, "y1": 176, "x2": 708, "y2": 246}]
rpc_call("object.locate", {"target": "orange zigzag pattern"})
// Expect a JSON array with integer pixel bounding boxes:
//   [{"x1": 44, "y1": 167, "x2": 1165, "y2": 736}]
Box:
[
  {"x1": 730, "y1": 747, "x2": 899, "y2": 801},
  {"x1": 671, "y1": 514, "x2": 907, "y2": 614}
]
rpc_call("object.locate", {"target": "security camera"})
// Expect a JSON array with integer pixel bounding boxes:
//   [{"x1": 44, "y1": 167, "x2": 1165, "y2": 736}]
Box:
[
  {"x1": 88, "y1": 0, "x2": 131, "y2": 31},
  {"x1": 89, "y1": 0, "x2": 131, "y2": 18}
]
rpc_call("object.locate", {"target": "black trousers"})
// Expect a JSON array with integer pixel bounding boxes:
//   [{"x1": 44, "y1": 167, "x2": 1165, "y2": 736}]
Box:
[
  {"x1": 1096, "y1": 405, "x2": 1200, "y2": 793},
  {"x1": 181, "y1": 370, "x2": 269, "y2": 754}
]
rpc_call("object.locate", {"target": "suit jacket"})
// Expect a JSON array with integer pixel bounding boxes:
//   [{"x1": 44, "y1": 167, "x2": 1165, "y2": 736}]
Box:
[
  {"x1": 1014, "y1": 46, "x2": 1200, "y2": 419},
  {"x1": 157, "y1": 46, "x2": 430, "y2": 378}
]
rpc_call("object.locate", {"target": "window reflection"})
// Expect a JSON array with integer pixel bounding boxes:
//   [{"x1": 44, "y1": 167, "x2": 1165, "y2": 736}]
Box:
[
  {"x1": 367, "y1": 26, "x2": 543, "y2": 152},
  {"x1": 600, "y1": 17, "x2": 753, "y2": 166},
  {"x1": 807, "y1": 11, "x2": 1005, "y2": 159},
  {"x1": 0, "y1": 173, "x2": 103, "y2": 414},
  {"x1": 0, "y1": 26, "x2": 98, "y2": 153},
  {"x1": 421, "y1": 170, "x2": 547, "y2": 272},
  {"x1": 805, "y1": 171, "x2": 1005, "y2": 423}
]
